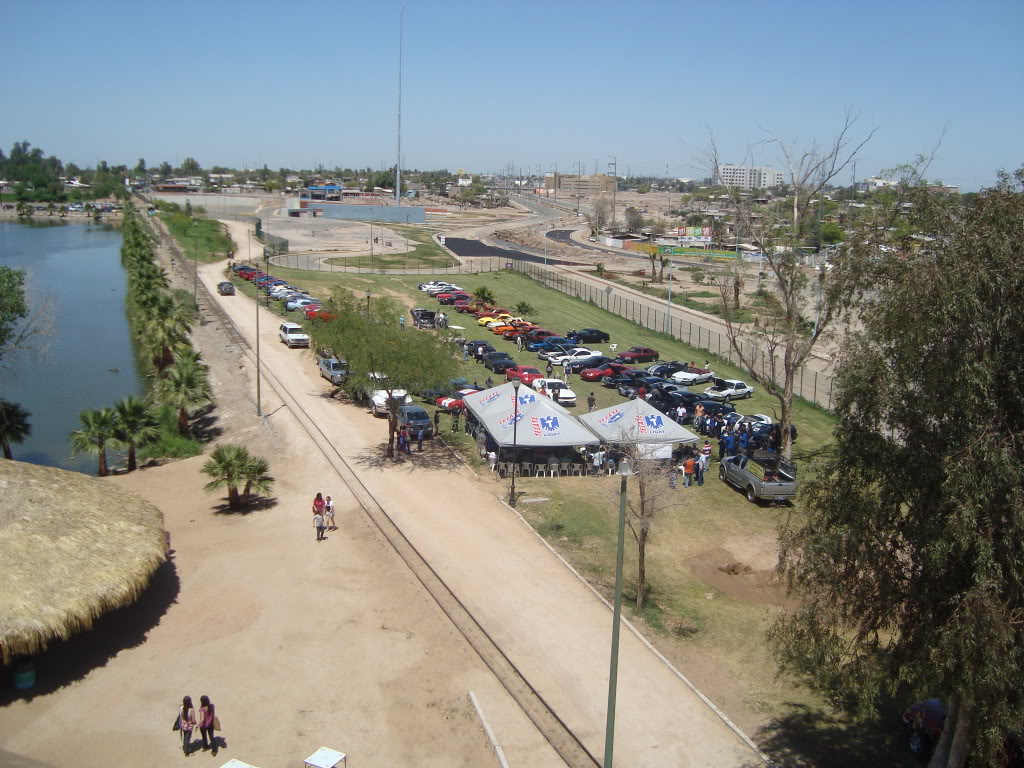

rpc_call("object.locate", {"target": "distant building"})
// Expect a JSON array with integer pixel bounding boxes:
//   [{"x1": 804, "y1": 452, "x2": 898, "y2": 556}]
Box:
[
  {"x1": 544, "y1": 173, "x2": 616, "y2": 194},
  {"x1": 858, "y1": 176, "x2": 897, "y2": 193},
  {"x1": 714, "y1": 165, "x2": 784, "y2": 191},
  {"x1": 456, "y1": 177, "x2": 473, "y2": 187},
  {"x1": 927, "y1": 183, "x2": 960, "y2": 195}
]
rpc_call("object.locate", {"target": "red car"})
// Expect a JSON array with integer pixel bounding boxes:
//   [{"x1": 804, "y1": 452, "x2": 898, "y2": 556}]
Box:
[
  {"x1": 580, "y1": 362, "x2": 636, "y2": 382},
  {"x1": 615, "y1": 346, "x2": 660, "y2": 363},
  {"x1": 303, "y1": 304, "x2": 324, "y2": 318},
  {"x1": 435, "y1": 388, "x2": 479, "y2": 411},
  {"x1": 453, "y1": 301, "x2": 473, "y2": 313},
  {"x1": 525, "y1": 328, "x2": 558, "y2": 343},
  {"x1": 505, "y1": 365, "x2": 545, "y2": 385}
]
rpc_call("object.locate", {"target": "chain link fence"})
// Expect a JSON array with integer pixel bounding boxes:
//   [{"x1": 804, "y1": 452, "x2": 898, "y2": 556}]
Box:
[{"x1": 510, "y1": 260, "x2": 835, "y2": 410}]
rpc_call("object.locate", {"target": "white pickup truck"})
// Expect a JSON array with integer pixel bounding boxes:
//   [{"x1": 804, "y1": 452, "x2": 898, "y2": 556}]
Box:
[{"x1": 279, "y1": 322, "x2": 310, "y2": 348}]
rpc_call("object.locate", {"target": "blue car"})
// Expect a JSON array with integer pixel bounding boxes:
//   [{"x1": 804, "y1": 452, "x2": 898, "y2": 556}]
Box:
[{"x1": 527, "y1": 336, "x2": 572, "y2": 352}]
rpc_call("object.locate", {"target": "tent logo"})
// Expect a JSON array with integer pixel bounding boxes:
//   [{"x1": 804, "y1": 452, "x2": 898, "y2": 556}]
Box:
[
  {"x1": 498, "y1": 412, "x2": 525, "y2": 430},
  {"x1": 517, "y1": 392, "x2": 537, "y2": 406},
  {"x1": 532, "y1": 415, "x2": 560, "y2": 436},
  {"x1": 637, "y1": 412, "x2": 665, "y2": 433},
  {"x1": 599, "y1": 409, "x2": 624, "y2": 425},
  {"x1": 479, "y1": 390, "x2": 502, "y2": 405}
]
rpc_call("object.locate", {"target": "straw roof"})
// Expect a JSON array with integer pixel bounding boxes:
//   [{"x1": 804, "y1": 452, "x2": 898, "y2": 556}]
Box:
[{"x1": 0, "y1": 460, "x2": 166, "y2": 664}]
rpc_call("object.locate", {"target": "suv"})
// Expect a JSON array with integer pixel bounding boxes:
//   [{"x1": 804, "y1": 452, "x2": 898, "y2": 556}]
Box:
[{"x1": 279, "y1": 322, "x2": 310, "y2": 348}]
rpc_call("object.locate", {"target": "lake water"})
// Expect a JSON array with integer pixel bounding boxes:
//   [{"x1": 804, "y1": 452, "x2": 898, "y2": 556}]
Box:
[{"x1": 0, "y1": 219, "x2": 145, "y2": 474}]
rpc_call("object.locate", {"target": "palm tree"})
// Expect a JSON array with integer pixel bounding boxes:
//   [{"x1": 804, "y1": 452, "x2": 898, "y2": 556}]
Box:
[
  {"x1": 201, "y1": 444, "x2": 249, "y2": 510},
  {"x1": 113, "y1": 396, "x2": 160, "y2": 472},
  {"x1": 240, "y1": 453, "x2": 274, "y2": 507},
  {"x1": 70, "y1": 408, "x2": 122, "y2": 476},
  {"x1": 156, "y1": 359, "x2": 212, "y2": 436},
  {"x1": 473, "y1": 286, "x2": 496, "y2": 306},
  {"x1": 142, "y1": 316, "x2": 188, "y2": 373},
  {"x1": 0, "y1": 399, "x2": 32, "y2": 460}
]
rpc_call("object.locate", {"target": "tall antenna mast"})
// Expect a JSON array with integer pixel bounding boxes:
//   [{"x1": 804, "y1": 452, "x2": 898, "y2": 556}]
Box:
[{"x1": 395, "y1": 7, "x2": 404, "y2": 205}]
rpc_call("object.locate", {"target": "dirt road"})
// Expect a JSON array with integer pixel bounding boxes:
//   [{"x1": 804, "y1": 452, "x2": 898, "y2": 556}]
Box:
[{"x1": 205, "y1": 232, "x2": 767, "y2": 766}]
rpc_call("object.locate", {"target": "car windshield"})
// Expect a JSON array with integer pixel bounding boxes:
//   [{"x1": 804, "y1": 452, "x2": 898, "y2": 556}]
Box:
[
  {"x1": 404, "y1": 408, "x2": 428, "y2": 420},
  {"x1": 521, "y1": 368, "x2": 540, "y2": 374}
]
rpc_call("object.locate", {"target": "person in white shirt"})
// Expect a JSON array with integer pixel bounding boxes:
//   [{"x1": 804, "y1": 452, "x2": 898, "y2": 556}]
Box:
[{"x1": 324, "y1": 495, "x2": 336, "y2": 531}]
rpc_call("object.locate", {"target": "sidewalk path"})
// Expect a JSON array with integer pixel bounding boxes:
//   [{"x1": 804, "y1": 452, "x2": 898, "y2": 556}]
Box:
[{"x1": 203, "y1": 240, "x2": 766, "y2": 767}]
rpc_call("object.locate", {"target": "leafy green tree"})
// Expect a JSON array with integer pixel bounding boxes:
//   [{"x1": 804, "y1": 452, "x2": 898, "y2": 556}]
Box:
[
  {"x1": 821, "y1": 221, "x2": 845, "y2": 244},
  {"x1": 624, "y1": 206, "x2": 644, "y2": 232},
  {"x1": 158, "y1": 162, "x2": 173, "y2": 179},
  {"x1": 134, "y1": 158, "x2": 146, "y2": 176},
  {"x1": 156, "y1": 359, "x2": 212, "y2": 436},
  {"x1": 770, "y1": 167, "x2": 1024, "y2": 768},
  {"x1": 70, "y1": 408, "x2": 122, "y2": 476},
  {"x1": 113, "y1": 396, "x2": 160, "y2": 472},
  {"x1": 179, "y1": 157, "x2": 201, "y2": 176},
  {"x1": 0, "y1": 399, "x2": 31, "y2": 459},
  {"x1": 201, "y1": 443, "x2": 248, "y2": 510},
  {"x1": 310, "y1": 291, "x2": 458, "y2": 458},
  {"x1": 0, "y1": 264, "x2": 51, "y2": 367},
  {"x1": 473, "y1": 286, "x2": 496, "y2": 306}
]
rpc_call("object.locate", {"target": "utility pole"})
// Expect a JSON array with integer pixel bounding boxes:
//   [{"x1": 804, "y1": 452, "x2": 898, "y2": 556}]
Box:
[
  {"x1": 608, "y1": 155, "x2": 618, "y2": 230},
  {"x1": 395, "y1": 6, "x2": 404, "y2": 205},
  {"x1": 553, "y1": 162, "x2": 558, "y2": 207}
]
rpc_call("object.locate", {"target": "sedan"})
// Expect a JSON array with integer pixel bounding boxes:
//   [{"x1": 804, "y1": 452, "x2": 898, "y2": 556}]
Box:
[
  {"x1": 436, "y1": 388, "x2": 479, "y2": 411},
  {"x1": 217, "y1": 282, "x2": 235, "y2": 296},
  {"x1": 483, "y1": 352, "x2": 515, "y2": 372},
  {"x1": 617, "y1": 376, "x2": 669, "y2": 399},
  {"x1": 532, "y1": 378, "x2": 577, "y2": 406},
  {"x1": 615, "y1": 346, "x2": 660, "y2": 363},
  {"x1": 564, "y1": 355, "x2": 614, "y2": 374},
  {"x1": 580, "y1": 362, "x2": 635, "y2": 382},
  {"x1": 505, "y1": 366, "x2": 545, "y2": 385},
  {"x1": 547, "y1": 347, "x2": 596, "y2": 366},
  {"x1": 286, "y1": 298, "x2": 318, "y2": 311},
  {"x1": 397, "y1": 405, "x2": 434, "y2": 438},
  {"x1": 570, "y1": 328, "x2": 611, "y2": 344},
  {"x1": 603, "y1": 369, "x2": 651, "y2": 389}
]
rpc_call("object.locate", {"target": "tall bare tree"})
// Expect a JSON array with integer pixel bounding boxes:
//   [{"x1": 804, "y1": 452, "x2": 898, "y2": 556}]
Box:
[
  {"x1": 588, "y1": 195, "x2": 611, "y2": 235},
  {"x1": 700, "y1": 112, "x2": 881, "y2": 457}
]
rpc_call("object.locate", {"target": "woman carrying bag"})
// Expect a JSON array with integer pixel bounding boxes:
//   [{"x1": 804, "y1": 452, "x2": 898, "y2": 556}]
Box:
[{"x1": 176, "y1": 695, "x2": 196, "y2": 756}]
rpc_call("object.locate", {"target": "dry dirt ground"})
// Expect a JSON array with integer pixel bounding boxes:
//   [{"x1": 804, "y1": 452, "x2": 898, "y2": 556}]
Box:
[{"x1": 0, "y1": 220, "x2": 562, "y2": 768}]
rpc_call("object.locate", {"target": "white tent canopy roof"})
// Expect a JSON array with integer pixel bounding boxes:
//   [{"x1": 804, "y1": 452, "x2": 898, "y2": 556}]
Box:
[
  {"x1": 579, "y1": 398, "x2": 699, "y2": 445},
  {"x1": 463, "y1": 381, "x2": 599, "y2": 448}
]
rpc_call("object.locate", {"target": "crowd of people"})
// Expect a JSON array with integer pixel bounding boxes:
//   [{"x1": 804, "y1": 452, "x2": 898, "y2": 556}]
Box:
[{"x1": 311, "y1": 491, "x2": 337, "y2": 541}]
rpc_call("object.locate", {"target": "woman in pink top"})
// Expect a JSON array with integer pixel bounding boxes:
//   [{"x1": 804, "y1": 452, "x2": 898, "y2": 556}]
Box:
[
  {"x1": 312, "y1": 492, "x2": 325, "y2": 517},
  {"x1": 198, "y1": 695, "x2": 217, "y2": 753}
]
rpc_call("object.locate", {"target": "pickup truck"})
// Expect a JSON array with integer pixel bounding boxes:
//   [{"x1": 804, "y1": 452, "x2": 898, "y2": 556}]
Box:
[
  {"x1": 719, "y1": 451, "x2": 797, "y2": 503},
  {"x1": 279, "y1": 322, "x2": 310, "y2": 348}
]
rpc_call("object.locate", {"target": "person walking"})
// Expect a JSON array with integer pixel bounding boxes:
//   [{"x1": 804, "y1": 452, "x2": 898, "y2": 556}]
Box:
[
  {"x1": 198, "y1": 695, "x2": 216, "y2": 753},
  {"x1": 462, "y1": 345, "x2": 469, "y2": 362},
  {"x1": 178, "y1": 695, "x2": 196, "y2": 756},
  {"x1": 702, "y1": 440, "x2": 713, "y2": 465},
  {"x1": 475, "y1": 346, "x2": 485, "y2": 364},
  {"x1": 683, "y1": 455, "x2": 696, "y2": 488},
  {"x1": 695, "y1": 454, "x2": 706, "y2": 486},
  {"x1": 591, "y1": 446, "x2": 605, "y2": 476},
  {"x1": 451, "y1": 410, "x2": 461, "y2": 433},
  {"x1": 433, "y1": 410, "x2": 441, "y2": 433},
  {"x1": 399, "y1": 314, "x2": 406, "y2": 330},
  {"x1": 312, "y1": 492, "x2": 325, "y2": 518},
  {"x1": 416, "y1": 427, "x2": 425, "y2": 452},
  {"x1": 314, "y1": 508, "x2": 326, "y2": 540},
  {"x1": 587, "y1": 392, "x2": 596, "y2": 412},
  {"x1": 545, "y1": 360, "x2": 554, "y2": 378},
  {"x1": 324, "y1": 495, "x2": 336, "y2": 530}
]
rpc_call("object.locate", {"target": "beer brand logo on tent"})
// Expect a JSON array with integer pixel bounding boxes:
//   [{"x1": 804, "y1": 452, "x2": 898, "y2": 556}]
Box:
[
  {"x1": 498, "y1": 412, "x2": 525, "y2": 430},
  {"x1": 516, "y1": 392, "x2": 537, "y2": 406},
  {"x1": 598, "y1": 409, "x2": 624, "y2": 426},
  {"x1": 479, "y1": 390, "x2": 502, "y2": 405},
  {"x1": 637, "y1": 412, "x2": 665, "y2": 433},
  {"x1": 532, "y1": 415, "x2": 560, "y2": 436}
]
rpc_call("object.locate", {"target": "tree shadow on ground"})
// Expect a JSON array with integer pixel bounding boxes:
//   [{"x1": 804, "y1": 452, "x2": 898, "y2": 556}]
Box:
[
  {"x1": 210, "y1": 496, "x2": 279, "y2": 515},
  {"x1": 742, "y1": 701, "x2": 917, "y2": 768},
  {"x1": 0, "y1": 557, "x2": 181, "y2": 705},
  {"x1": 190, "y1": 403, "x2": 223, "y2": 443},
  {"x1": 349, "y1": 438, "x2": 466, "y2": 474}
]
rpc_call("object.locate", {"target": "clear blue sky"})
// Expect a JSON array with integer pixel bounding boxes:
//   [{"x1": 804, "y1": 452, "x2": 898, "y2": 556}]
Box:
[{"x1": 2, "y1": 0, "x2": 1020, "y2": 190}]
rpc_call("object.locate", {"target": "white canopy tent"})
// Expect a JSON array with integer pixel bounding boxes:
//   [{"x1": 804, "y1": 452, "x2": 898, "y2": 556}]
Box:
[
  {"x1": 579, "y1": 398, "x2": 699, "y2": 446},
  {"x1": 462, "y1": 381, "x2": 599, "y2": 448}
]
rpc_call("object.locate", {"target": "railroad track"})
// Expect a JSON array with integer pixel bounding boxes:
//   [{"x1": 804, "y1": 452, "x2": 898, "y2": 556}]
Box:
[{"x1": 198, "y1": 275, "x2": 600, "y2": 768}]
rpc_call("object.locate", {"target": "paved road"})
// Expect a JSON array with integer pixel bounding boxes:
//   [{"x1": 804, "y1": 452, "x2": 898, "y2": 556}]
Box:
[
  {"x1": 202, "y1": 228, "x2": 768, "y2": 768},
  {"x1": 445, "y1": 237, "x2": 584, "y2": 267}
]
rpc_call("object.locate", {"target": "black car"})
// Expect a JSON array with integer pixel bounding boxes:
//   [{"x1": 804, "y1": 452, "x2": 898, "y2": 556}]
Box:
[
  {"x1": 603, "y1": 369, "x2": 649, "y2": 388},
  {"x1": 484, "y1": 351, "x2": 515, "y2": 372},
  {"x1": 217, "y1": 282, "x2": 235, "y2": 296},
  {"x1": 570, "y1": 328, "x2": 610, "y2": 344},
  {"x1": 646, "y1": 361, "x2": 688, "y2": 377},
  {"x1": 617, "y1": 376, "x2": 670, "y2": 398},
  {"x1": 398, "y1": 405, "x2": 434, "y2": 438},
  {"x1": 466, "y1": 340, "x2": 495, "y2": 353},
  {"x1": 438, "y1": 293, "x2": 471, "y2": 305},
  {"x1": 564, "y1": 355, "x2": 614, "y2": 374},
  {"x1": 696, "y1": 400, "x2": 737, "y2": 418}
]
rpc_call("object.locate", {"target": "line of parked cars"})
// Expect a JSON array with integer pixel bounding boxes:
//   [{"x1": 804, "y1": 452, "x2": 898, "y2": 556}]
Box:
[{"x1": 231, "y1": 264, "x2": 327, "y2": 319}]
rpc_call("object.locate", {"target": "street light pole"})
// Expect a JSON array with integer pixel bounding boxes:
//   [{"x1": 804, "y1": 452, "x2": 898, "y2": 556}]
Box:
[
  {"x1": 604, "y1": 457, "x2": 632, "y2": 768},
  {"x1": 251, "y1": 230, "x2": 262, "y2": 417},
  {"x1": 509, "y1": 380, "x2": 521, "y2": 507},
  {"x1": 664, "y1": 258, "x2": 673, "y2": 336},
  {"x1": 191, "y1": 223, "x2": 198, "y2": 307}
]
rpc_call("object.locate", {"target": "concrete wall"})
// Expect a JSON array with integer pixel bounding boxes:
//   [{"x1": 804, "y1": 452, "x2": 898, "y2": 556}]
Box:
[{"x1": 149, "y1": 194, "x2": 265, "y2": 213}]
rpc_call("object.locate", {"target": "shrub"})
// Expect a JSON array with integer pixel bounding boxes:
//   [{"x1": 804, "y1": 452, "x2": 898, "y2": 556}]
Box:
[{"x1": 692, "y1": 270, "x2": 705, "y2": 284}]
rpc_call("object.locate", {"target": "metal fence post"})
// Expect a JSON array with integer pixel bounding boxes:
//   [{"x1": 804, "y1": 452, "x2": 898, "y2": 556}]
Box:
[{"x1": 814, "y1": 372, "x2": 818, "y2": 403}]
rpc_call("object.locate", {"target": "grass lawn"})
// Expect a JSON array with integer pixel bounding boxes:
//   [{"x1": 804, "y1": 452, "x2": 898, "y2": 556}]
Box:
[
  {"x1": 161, "y1": 212, "x2": 234, "y2": 263},
  {"x1": 323, "y1": 224, "x2": 458, "y2": 270}
]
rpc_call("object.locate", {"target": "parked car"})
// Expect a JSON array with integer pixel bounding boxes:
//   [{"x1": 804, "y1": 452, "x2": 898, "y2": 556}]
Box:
[
  {"x1": 564, "y1": 355, "x2": 614, "y2": 374},
  {"x1": 436, "y1": 388, "x2": 479, "y2": 411},
  {"x1": 438, "y1": 293, "x2": 471, "y2": 305},
  {"x1": 535, "y1": 340, "x2": 576, "y2": 359},
  {"x1": 694, "y1": 399, "x2": 737, "y2": 419},
  {"x1": 484, "y1": 351, "x2": 514, "y2": 370},
  {"x1": 719, "y1": 450, "x2": 797, "y2": 504},
  {"x1": 603, "y1": 369, "x2": 651, "y2": 389},
  {"x1": 217, "y1": 282, "x2": 235, "y2": 295},
  {"x1": 524, "y1": 329, "x2": 558, "y2": 345},
  {"x1": 286, "y1": 298, "x2": 319, "y2": 312},
  {"x1": 617, "y1": 375, "x2": 669, "y2": 399},
  {"x1": 547, "y1": 347, "x2": 596, "y2": 366},
  {"x1": 615, "y1": 346, "x2": 660, "y2": 363},
  {"x1": 279, "y1": 322, "x2": 310, "y2": 348},
  {"x1": 703, "y1": 378, "x2": 754, "y2": 401},
  {"x1": 505, "y1": 366, "x2": 545, "y2": 385},
  {"x1": 569, "y1": 328, "x2": 611, "y2": 344},
  {"x1": 466, "y1": 340, "x2": 496, "y2": 357},
  {"x1": 318, "y1": 357, "x2": 348, "y2": 385},
  {"x1": 410, "y1": 308, "x2": 437, "y2": 328},
  {"x1": 397, "y1": 405, "x2": 434, "y2": 438},
  {"x1": 367, "y1": 389, "x2": 412, "y2": 417},
  {"x1": 580, "y1": 362, "x2": 634, "y2": 382},
  {"x1": 670, "y1": 364, "x2": 716, "y2": 385},
  {"x1": 532, "y1": 378, "x2": 577, "y2": 406}
]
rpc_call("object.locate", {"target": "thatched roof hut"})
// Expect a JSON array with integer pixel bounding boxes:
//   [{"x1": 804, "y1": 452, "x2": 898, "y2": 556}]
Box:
[{"x1": 0, "y1": 460, "x2": 166, "y2": 664}]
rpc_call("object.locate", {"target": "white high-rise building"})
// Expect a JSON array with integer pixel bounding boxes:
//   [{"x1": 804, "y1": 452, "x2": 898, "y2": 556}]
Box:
[{"x1": 715, "y1": 165, "x2": 785, "y2": 190}]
